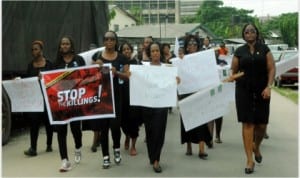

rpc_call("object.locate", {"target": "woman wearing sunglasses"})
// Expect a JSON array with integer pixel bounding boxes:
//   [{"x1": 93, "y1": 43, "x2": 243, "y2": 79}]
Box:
[
  {"x1": 229, "y1": 23, "x2": 275, "y2": 174},
  {"x1": 180, "y1": 35, "x2": 212, "y2": 160},
  {"x1": 89, "y1": 30, "x2": 129, "y2": 169}
]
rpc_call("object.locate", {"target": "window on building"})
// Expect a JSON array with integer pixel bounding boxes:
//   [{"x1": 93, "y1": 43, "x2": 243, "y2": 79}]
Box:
[
  {"x1": 159, "y1": 1, "x2": 166, "y2": 9},
  {"x1": 150, "y1": 14, "x2": 157, "y2": 24},
  {"x1": 150, "y1": 1, "x2": 157, "y2": 9},
  {"x1": 114, "y1": 24, "x2": 119, "y2": 32},
  {"x1": 167, "y1": 0, "x2": 175, "y2": 8},
  {"x1": 168, "y1": 14, "x2": 175, "y2": 23}
]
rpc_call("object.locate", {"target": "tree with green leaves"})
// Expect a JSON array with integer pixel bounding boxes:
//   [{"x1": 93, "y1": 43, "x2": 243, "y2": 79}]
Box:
[
  {"x1": 129, "y1": 6, "x2": 143, "y2": 25},
  {"x1": 109, "y1": 9, "x2": 116, "y2": 24},
  {"x1": 188, "y1": 0, "x2": 255, "y2": 38},
  {"x1": 278, "y1": 13, "x2": 298, "y2": 47},
  {"x1": 181, "y1": 0, "x2": 298, "y2": 46}
]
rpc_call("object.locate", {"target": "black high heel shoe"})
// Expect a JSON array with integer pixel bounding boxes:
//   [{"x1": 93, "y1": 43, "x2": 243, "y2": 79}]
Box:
[
  {"x1": 153, "y1": 165, "x2": 162, "y2": 173},
  {"x1": 255, "y1": 155, "x2": 262, "y2": 163},
  {"x1": 198, "y1": 153, "x2": 208, "y2": 160},
  {"x1": 245, "y1": 163, "x2": 255, "y2": 174}
]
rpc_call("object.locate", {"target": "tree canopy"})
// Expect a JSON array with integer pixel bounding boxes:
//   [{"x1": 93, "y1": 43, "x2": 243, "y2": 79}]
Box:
[
  {"x1": 182, "y1": 0, "x2": 298, "y2": 47},
  {"x1": 193, "y1": 0, "x2": 255, "y2": 38}
]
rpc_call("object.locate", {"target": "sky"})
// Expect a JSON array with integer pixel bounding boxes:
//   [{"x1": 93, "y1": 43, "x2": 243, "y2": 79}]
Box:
[{"x1": 222, "y1": 0, "x2": 299, "y2": 16}]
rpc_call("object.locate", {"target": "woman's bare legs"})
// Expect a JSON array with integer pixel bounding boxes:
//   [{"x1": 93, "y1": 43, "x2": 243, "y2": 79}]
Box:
[
  {"x1": 253, "y1": 124, "x2": 267, "y2": 162},
  {"x1": 242, "y1": 123, "x2": 255, "y2": 168},
  {"x1": 130, "y1": 138, "x2": 137, "y2": 156},
  {"x1": 186, "y1": 142, "x2": 192, "y2": 155}
]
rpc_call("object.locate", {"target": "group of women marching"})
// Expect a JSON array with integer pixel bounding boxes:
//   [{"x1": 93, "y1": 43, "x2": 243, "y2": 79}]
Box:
[{"x1": 24, "y1": 23, "x2": 275, "y2": 175}]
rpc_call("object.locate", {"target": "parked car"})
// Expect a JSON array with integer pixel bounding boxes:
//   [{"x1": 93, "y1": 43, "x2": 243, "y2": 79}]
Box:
[{"x1": 274, "y1": 50, "x2": 298, "y2": 87}]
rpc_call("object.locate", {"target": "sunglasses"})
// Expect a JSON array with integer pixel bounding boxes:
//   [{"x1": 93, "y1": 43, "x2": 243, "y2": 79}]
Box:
[
  {"x1": 188, "y1": 41, "x2": 197, "y2": 46},
  {"x1": 104, "y1": 37, "x2": 116, "y2": 41},
  {"x1": 244, "y1": 29, "x2": 256, "y2": 35},
  {"x1": 32, "y1": 48, "x2": 40, "y2": 51}
]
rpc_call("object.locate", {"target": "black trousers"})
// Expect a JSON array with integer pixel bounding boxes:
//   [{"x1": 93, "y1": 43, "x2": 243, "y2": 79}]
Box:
[
  {"x1": 142, "y1": 107, "x2": 168, "y2": 164},
  {"x1": 99, "y1": 116, "x2": 121, "y2": 157},
  {"x1": 55, "y1": 121, "x2": 82, "y2": 160},
  {"x1": 26, "y1": 112, "x2": 53, "y2": 150}
]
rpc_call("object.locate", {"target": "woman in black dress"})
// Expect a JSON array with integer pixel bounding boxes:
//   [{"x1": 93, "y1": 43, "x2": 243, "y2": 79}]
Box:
[
  {"x1": 24, "y1": 40, "x2": 54, "y2": 156},
  {"x1": 230, "y1": 23, "x2": 275, "y2": 174},
  {"x1": 180, "y1": 35, "x2": 212, "y2": 160},
  {"x1": 119, "y1": 42, "x2": 142, "y2": 156}
]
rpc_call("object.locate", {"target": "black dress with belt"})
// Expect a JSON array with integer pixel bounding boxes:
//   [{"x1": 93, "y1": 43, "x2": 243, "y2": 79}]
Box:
[{"x1": 234, "y1": 43, "x2": 270, "y2": 124}]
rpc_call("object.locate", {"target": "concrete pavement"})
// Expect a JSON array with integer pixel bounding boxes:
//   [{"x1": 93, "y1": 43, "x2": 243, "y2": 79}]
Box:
[{"x1": 2, "y1": 89, "x2": 298, "y2": 177}]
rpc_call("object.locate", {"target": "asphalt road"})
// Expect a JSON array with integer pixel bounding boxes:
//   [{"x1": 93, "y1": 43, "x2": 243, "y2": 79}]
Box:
[{"x1": 1, "y1": 90, "x2": 298, "y2": 177}]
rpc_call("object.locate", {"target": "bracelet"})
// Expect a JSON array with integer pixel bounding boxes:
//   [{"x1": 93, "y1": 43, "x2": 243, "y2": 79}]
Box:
[{"x1": 267, "y1": 85, "x2": 272, "y2": 89}]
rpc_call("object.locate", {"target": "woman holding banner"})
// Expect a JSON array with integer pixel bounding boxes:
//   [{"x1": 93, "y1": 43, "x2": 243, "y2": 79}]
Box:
[
  {"x1": 54, "y1": 36, "x2": 85, "y2": 172},
  {"x1": 180, "y1": 34, "x2": 212, "y2": 160},
  {"x1": 91, "y1": 30, "x2": 129, "y2": 169},
  {"x1": 229, "y1": 23, "x2": 275, "y2": 174},
  {"x1": 24, "y1": 40, "x2": 54, "y2": 157}
]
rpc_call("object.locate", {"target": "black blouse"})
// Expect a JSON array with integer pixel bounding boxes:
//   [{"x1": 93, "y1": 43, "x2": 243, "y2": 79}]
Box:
[
  {"x1": 26, "y1": 59, "x2": 53, "y2": 77},
  {"x1": 55, "y1": 55, "x2": 86, "y2": 69},
  {"x1": 234, "y1": 42, "x2": 270, "y2": 92},
  {"x1": 92, "y1": 52, "x2": 128, "y2": 87}
]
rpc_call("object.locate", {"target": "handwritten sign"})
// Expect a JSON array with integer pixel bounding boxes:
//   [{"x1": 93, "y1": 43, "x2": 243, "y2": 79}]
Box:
[
  {"x1": 78, "y1": 47, "x2": 105, "y2": 65},
  {"x1": 2, "y1": 77, "x2": 44, "y2": 112},
  {"x1": 129, "y1": 65, "x2": 178, "y2": 108},
  {"x1": 179, "y1": 83, "x2": 235, "y2": 131},
  {"x1": 172, "y1": 49, "x2": 220, "y2": 95}
]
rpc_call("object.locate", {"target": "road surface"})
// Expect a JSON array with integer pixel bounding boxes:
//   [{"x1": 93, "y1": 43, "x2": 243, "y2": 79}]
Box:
[{"x1": 2, "y1": 90, "x2": 298, "y2": 177}]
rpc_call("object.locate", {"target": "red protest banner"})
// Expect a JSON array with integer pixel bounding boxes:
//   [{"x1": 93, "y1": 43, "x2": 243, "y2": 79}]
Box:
[{"x1": 40, "y1": 64, "x2": 115, "y2": 124}]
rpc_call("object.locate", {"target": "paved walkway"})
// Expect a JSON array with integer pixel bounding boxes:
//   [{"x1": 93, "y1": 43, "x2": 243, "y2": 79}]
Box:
[{"x1": 2, "y1": 90, "x2": 298, "y2": 177}]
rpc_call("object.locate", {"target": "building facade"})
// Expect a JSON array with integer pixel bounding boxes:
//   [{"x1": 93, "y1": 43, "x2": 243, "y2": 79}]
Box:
[
  {"x1": 109, "y1": 5, "x2": 138, "y2": 32},
  {"x1": 111, "y1": 0, "x2": 202, "y2": 24}
]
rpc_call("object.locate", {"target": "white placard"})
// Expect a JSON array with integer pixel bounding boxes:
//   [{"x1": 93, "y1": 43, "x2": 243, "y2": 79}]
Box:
[
  {"x1": 172, "y1": 49, "x2": 221, "y2": 95},
  {"x1": 217, "y1": 64, "x2": 231, "y2": 81},
  {"x1": 78, "y1": 47, "x2": 105, "y2": 65},
  {"x1": 129, "y1": 65, "x2": 178, "y2": 108},
  {"x1": 179, "y1": 83, "x2": 235, "y2": 131},
  {"x1": 141, "y1": 61, "x2": 150, "y2": 65},
  {"x1": 174, "y1": 37, "x2": 180, "y2": 57},
  {"x1": 2, "y1": 77, "x2": 44, "y2": 112}
]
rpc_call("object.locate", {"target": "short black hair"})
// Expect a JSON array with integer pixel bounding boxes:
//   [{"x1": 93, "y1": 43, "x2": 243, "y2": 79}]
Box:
[
  {"x1": 103, "y1": 30, "x2": 119, "y2": 51},
  {"x1": 146, "y1": 41, "x2": 163, "y2": 61},
  {"x1": 184, "y1": 34, "x2": 201, "y2": 54},
  {"x1": 161, "y1": 43, "x2": 171, "y2": 49},
  {"x1": 119, "y1": 41, "x2": 133, "y2": 53}
]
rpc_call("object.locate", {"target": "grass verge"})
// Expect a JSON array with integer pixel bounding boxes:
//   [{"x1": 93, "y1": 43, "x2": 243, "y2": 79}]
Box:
[{"x1": 273, "y1": 87, "x2": 298, "y2": 104}]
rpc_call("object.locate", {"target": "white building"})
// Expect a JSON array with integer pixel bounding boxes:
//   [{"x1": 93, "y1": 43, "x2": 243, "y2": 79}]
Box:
[
  {"x1": 109, "y1": 5, "x2": 138, "y2": 32},
  {"x1": 111, "y1": 0, "x2": 203, "y2": 24}
]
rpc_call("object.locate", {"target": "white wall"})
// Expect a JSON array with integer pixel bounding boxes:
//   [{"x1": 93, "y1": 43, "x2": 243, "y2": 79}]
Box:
[{"x1": 109, "y1": 8, "x2": 136, "y2": 32}]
